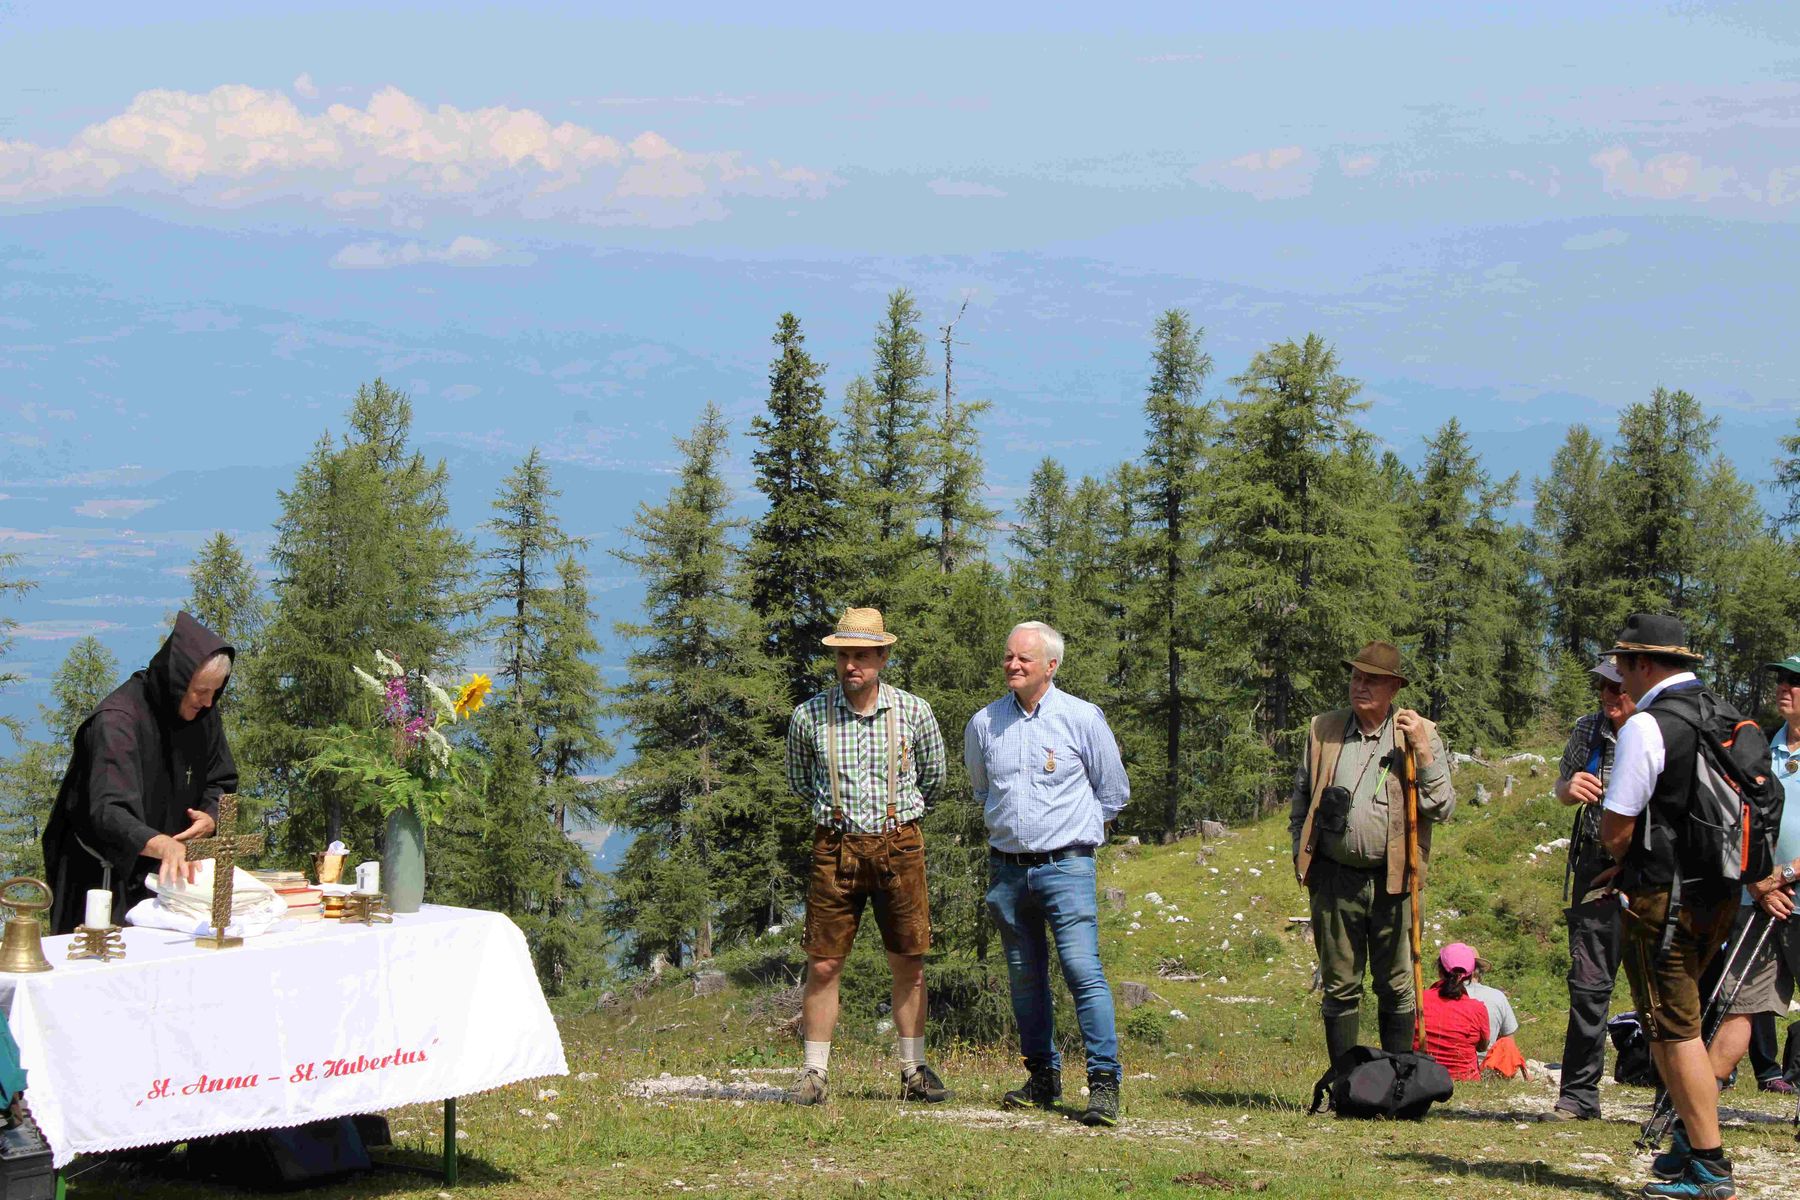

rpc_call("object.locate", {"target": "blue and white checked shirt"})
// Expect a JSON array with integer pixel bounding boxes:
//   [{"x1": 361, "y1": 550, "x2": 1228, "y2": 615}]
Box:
[{"x1": 964, "y1": 683, "x2": 1130, "y2": 853}]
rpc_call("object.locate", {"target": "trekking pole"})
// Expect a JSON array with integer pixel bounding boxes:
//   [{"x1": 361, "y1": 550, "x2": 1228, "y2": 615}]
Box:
[
  {"x1": 1635, "y1": 910, "x2": 1777, "y2": 1151},
  {"x1": 1401, "y1": 739, "x2": 1425, "y2": 1050}
]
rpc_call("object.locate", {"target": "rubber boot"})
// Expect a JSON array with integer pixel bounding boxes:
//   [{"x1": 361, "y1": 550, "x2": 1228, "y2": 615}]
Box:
[
  {"x1": 1324, "y1": 1011, "x2": 1361, "y2": 1070},
  {"x1": 1378, "y1": 1009, "x2": 1417, "y2": 1055}
]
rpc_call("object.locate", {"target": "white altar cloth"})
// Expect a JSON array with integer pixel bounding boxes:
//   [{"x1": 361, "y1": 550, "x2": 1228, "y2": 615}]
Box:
[{"x1": 0, "y1": 904, "x2": 567, "y2": 1168}]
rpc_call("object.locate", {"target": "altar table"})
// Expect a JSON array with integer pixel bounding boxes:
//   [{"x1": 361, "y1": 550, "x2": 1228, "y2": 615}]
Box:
[{"x1": 0, "y1": 904, "x2": 567, "y2": 1176}]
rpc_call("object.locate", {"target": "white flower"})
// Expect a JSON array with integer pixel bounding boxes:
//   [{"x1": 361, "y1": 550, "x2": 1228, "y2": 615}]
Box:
[
  {"x1": 537, "y1": 1088, "x2": 559, "y2": 1100},
  {"x1": 1129, "y1": 921, "x2": 1142, "y2": 930},
  {"x1": 424, "y1": 726, "x2": 452, "y2": 771},
  {"x1": 374, "y1": 649, "x2": 404, "y2": 677},
  {"x1": 423, "y1": 674, "x2": 459, "y2": 722},
  {"x1": 517, "y1": 1107, "x2": 536, "y2": 1117},
  {"x1": 544, "y1": 1112, "x2": 560, "y2": 1123},
  {"x1": 352, "y1": 665, "x2": 386, "y2": 696}
]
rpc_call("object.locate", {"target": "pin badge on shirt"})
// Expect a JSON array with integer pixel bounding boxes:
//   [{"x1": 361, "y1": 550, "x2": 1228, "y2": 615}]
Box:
[
  {"x1": 1044, "y1": 748, "x2": 1056, "y2": 773},
  {"x1": 1786, "y1": 759, "x2": 1798, "y2": 775}
]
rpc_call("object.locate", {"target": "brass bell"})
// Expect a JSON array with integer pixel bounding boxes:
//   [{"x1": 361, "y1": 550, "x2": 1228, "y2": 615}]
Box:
[{"x1": 0, "y1": 877, "x2": 54, "y2": 974}]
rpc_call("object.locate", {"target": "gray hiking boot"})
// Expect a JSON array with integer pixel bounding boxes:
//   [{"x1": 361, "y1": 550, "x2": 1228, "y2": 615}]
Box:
[
  {"x1": 1001, "y1": 1063, "x2": 1061, "y2": 1110},
  {"x1": 785, "y1": 1068, "x2": 828, "y2": 1106},
  {"x1": 901, "y1": 1063, "x2": 952, "y2": 1103},
  {"x1": 1080, "y1": 1072, "x2": 1121, "y2": 1128}
]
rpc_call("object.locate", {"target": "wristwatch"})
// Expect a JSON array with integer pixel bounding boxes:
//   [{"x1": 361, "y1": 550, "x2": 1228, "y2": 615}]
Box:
[{"x1": 1781, "y1": 864, "x2": 1798, "y2": 886}]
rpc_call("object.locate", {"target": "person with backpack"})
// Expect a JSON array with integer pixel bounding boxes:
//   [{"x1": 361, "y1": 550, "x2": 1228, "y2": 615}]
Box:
[
  {"x1": 1548, "y1": 658, "x2": 1637, "y2": 1120},
  {"x1": 1290, "y1": 641, "x2": 1455, "y2": 1071},
  {"x1": 1599, "y1": 613, "x2": 1784, "y2": 1200},
  {"x1": 1694, "y1": 655, "x2": 1800, "y2": 1106}
]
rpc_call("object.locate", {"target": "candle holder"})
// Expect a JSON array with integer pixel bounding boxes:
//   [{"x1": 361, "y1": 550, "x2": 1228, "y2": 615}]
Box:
[
  {"x1": 67, "y1": 925, "x2": 126, "y2": 962},
  {"x1": 341, "y1": 893, "x2": 393, "y2": 926}
]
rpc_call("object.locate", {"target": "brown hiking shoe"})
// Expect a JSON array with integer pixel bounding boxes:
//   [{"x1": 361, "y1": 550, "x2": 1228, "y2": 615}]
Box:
[
  {"x1": 901, "y1": 1064, "x2": 952, "y2": 1103},
  {"x1": 785, "y1": 1068, "x2": 828, "y2": 1106}
]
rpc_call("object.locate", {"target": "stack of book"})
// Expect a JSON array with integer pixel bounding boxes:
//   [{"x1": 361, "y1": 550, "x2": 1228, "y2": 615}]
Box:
[{"x1": 250, "y1": 870, "x2": 324, "y2": 921}]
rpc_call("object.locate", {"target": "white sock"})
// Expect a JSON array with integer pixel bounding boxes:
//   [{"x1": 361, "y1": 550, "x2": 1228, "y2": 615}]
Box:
[
  {"x1": 898, "y1": 1036, "x2": 926, "y2": 1073},
  {"x1": 803, "y1": 1040, "x2": 831, "y2": 1077}
]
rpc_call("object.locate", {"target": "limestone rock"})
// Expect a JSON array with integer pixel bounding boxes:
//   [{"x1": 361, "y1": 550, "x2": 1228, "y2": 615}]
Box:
[
  {"x1": 693, "y1": 970, "x2": 728, "y2": 998},
  {"x1": 1119, "y1": 980, "x2": 1154, "y2": 1009}
]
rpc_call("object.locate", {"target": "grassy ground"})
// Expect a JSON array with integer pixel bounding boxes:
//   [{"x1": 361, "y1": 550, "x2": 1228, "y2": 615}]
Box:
[{"x1": 61, "y1": 747, "x2": 1800, "y2": 1198}]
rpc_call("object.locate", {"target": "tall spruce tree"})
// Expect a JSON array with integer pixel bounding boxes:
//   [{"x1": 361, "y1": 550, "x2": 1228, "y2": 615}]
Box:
[
  {"x1": 1533, "y1": 424, "x2": 1621, "y2": 658},
  {"x1": 746, "y1": 313, "x2": 846, "y2": 706},
  {"x1": 187, "y1": 532, "x2": 267, "y2": 655},
  {"x1": 605, "y1": 406, "x2": 787, "y2": 965},
  {"x1": 927, "y1": 300, "x2": 995, "y2": 574},
  {"x1": 1208, "y1": 334, "x2": 1403, "y2": 817},
  {"x1": 0, "y1": 552, "x2": 31, "y2": 742},
  {"x1": 239, "y1": 380, "x2": 474, "y2": 857},
  {"x1": 840, "y1": 290, "x2": 936, "y2": 608},
  {"x1": 1773, "y1": 415, "x2": 1800, "y2": 537},
  {"x1": 1403, "y1": 419, "x2": 1520, "y2": 751},
  {"x1": 1688, "y1": 456, "x2": 1799, "y2": 715},
  {"x1": 1127, "y1": 310, "x2": 1213, "y2": 840},
  {"x1": 481, "y1": 448, "x2": 584, "y2": 700},
  {"x1": 1606, "y1": 387, "x2": 1716, "y2": 623}
]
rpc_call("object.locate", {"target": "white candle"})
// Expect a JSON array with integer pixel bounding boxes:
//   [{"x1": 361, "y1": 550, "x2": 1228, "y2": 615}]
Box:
[{"x1": 85, "y1": 888, "x2": 112, "y2": 929}]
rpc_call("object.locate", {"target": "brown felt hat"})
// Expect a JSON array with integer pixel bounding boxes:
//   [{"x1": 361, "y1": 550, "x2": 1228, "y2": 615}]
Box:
[
  {"x1": 1344, "y1": 640, "x2": 1408, "y2": 686},
  {"x1": 821, "y1": 607, "x2": 897, "y2": 648}
]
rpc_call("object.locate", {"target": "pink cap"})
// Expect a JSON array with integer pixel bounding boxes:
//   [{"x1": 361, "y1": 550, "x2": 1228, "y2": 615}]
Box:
[{"x1": 1438, "y1": 942, "x2": 1477, "y2": 976}]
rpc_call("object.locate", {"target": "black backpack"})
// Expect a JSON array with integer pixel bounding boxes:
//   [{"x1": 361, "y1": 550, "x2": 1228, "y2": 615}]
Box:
[
  {"x1": 1646, "y1": 687, "x2": 1784, "y2": 889},
  {"x1": 1309, "y1": 1046, "x2": 1454, "y2": 1120},
  {"x1": 1608, "y1": 1012, "x2": 1661, "y2": 1088}
]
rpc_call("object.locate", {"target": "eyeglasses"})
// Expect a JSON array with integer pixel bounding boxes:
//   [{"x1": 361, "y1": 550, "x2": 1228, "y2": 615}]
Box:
[
  {"x1": 1777, "y1": 672, "x2": 1800, "y2": 690},
  {"x1": 1598, "y1": 680, "x2": 1625, "y2": 695}
]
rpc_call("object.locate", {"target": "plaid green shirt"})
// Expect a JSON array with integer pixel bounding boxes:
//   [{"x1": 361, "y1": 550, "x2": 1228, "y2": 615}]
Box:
[{"x1": 786, "y1": 682, "x2": 946, "y2": 832}]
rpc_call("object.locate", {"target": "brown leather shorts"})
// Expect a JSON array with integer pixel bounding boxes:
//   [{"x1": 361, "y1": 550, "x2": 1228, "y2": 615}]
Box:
[
  {"x1": 1620, "y1": 885, "x2": 1736, "y2": 1042},
  {"x1": 802, "y1": 821, "x2": 931, "y2": 959}
]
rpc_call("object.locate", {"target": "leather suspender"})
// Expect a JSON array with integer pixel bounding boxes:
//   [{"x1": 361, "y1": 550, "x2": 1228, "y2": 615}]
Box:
[{"x1": 824, "y1": 686, "x2": 902, "y2": 832}]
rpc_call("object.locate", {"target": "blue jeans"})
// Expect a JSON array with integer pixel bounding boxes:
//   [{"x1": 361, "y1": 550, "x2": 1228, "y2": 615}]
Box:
[{"x1": 985, "y1": 853, "x2": 1121, "y2": 1079}]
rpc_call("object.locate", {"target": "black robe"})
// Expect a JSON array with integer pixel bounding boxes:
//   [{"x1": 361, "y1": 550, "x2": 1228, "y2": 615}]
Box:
[{"x1": 42, "y1": 611, "x2": 237, "y2": 934}]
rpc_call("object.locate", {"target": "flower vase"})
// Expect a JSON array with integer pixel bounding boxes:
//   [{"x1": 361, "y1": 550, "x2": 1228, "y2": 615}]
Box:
[{"x1": 383, "y1": 807, "x2": 426, "y2": 913}]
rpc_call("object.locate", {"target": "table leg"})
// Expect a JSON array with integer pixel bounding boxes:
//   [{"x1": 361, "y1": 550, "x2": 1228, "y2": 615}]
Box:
[
  {"x1": 53, "y1": 1169, "x2": 66, "y2": 1200},
  {"x1": 442, "y1": 1097, "x2": 458, "y2": 1186}
]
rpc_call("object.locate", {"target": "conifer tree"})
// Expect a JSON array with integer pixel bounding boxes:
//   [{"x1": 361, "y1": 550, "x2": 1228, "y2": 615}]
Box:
[
  {"x1": 0, "y1": 637, "x2": 118, "y2": 875},
  {"x1": 1606, "y1": 387, "x2": 1716, "y2": 621},
  {"x1": 1533, "y1": 425, "x2": 1620, "y2": 658},
  {"x1": 239, "y1": 380, "x2": 474, "y2": 856},
  {"x1": 481, "y1": 448, "x2": 584, "y2": 700},
  {"x1": 927, "y1": 300, "x2": 995, "y2": 574},
  {"x1": 187, "y1": 532, "x2": 267, "y2": 655},
  {"x1": 1208, "y1": 335, "x2": 1403, "y2": 816},
  {"x1": 1776, "y1": 416, "x2": 1800, "y2": 537},
  {"x1": 1688, "y1": 457, "x2": 1799, "y2": 715},
  {"x1": 746, "y1": 313, "x2": 846, "y2": 706},
  {"x1": 1403, "y1": 418, "x2": 1520, "y2": 750},
  {"x1": 0, "y1": 552, "x2": 31, "y2": 743},
  {"x1": 605, "y1": 406, "x2": 787, "y2": 964},
  {"x1": 1126, "y1": 310, "x2": 1213, "y2": 840}
]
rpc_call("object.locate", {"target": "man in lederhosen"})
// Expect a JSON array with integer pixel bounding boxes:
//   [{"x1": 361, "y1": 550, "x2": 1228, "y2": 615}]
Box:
[{"x1": 784, "y1": 607, "x2": 950, "y2": 1106}]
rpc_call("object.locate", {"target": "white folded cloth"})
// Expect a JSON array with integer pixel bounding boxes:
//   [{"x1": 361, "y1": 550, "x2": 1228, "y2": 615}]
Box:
[{"x1": 127, "y1": 862, "x2": 289, "y2": 938}]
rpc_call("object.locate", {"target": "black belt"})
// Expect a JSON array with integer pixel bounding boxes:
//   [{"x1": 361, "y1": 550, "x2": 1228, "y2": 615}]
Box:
[{"x1": 990, "y1": 845, "x2": 1094, "y2": 868}]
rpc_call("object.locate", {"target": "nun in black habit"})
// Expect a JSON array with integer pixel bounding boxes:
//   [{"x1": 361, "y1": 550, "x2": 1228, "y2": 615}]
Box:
[{"x1": 41, "y1": 611, "x2": 238, "y2": 934}]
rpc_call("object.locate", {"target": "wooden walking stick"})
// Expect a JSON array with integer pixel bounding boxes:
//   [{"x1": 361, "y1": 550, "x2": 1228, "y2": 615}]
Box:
[{"x1": 1399, "y1": 734, "x2": 1425, "y2": 1051}]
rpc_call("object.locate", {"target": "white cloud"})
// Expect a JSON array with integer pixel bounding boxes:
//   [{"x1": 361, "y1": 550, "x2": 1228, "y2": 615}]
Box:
[
  {"x1": 329, "y1": 234, "x2": 524, "y2": 269},
  {"x1": 1562, "y1": 228, "x2": 1630, "y2": 251},
  {"x1": 0, "y1": 83, "x2": 838, "y2": 227},
  {"x1": 927, "y1": 178, "x2": 1006, "y2": 198},
  {"x1": 293, "y1": 72, "x2": 319, "y2": 100},
  {"x1": 1590, "y1": 145, "x2": 1736, "y2": 201},
  {"x1": 73, "y1": 498, "x2": 161, "y2": 520},
  {"x1": 1340, "y1": 154, "x2": 1378, "y2": 178},
  {"x1": 1191, "y1": 145, "x2": 1316, "y2": 199}
]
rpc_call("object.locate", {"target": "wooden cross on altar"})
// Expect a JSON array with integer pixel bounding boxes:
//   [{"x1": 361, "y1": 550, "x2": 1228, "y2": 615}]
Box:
[{"x1": 184, "y1": 793, "x2": 265, "y2": 949}]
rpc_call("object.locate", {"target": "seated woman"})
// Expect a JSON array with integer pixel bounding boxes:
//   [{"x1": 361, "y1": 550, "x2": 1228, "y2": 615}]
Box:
[{"x1": 1421, "y1": 942, "x2": 1491, "y2": 1082}]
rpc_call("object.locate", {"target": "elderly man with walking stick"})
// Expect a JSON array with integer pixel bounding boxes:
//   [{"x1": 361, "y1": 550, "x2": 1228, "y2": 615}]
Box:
[{"x1": 1289, "y1": 641, "x2": 1455, "y2": 1071}]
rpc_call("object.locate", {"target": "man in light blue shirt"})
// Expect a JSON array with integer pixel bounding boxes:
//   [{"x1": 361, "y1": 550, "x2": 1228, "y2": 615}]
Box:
[
  {"x1": 1701, "y1": 652, "x2": 1800, "y2": 1097},
  {"x1": 965, "y1": 621, "x2": 1128, "y2": 1128}
]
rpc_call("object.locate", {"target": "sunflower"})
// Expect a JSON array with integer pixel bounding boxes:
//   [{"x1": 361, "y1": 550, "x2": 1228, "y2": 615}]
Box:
[{"x1": 454, "y1": 673, "x2": 492, "y2": 717}]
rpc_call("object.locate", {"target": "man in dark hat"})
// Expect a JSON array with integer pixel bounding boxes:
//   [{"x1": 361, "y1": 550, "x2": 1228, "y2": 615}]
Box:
[
  {"x1": 42, "y1": 612, "x2": 237, "y2": 934},
  {"x1": 1547, "y1": 658, "x2": 1636, "y2": 1120},
  {"x1": 1596, "y1": 613, "x2": 1744, "y2": 1198},
  {"x1": 1289, "y1": 641, "x2": 1454, "y2": 1070}
]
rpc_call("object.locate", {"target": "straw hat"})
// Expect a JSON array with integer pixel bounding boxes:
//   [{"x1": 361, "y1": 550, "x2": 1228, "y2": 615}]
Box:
[
  {"x1": 1598, "y1": 613, "x2": 1703, "y2": 663},
  {"x1": 821, "y1": 607, "x2": 897, "y2": 648},
  {"x1": 1344, "y1": 640, "x2": 1408, "y2": 686}
]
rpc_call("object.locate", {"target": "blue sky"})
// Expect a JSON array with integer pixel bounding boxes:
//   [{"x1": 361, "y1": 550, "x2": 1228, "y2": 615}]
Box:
[{"x1": 2, "y1": 1, "x2": 1798, "y2": 732}]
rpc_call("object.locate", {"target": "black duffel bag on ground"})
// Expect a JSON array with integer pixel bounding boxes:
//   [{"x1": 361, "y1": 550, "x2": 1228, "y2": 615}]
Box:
[{"x1": 1309, "y1": 1046, "x2": 1454, "y2": 1120}]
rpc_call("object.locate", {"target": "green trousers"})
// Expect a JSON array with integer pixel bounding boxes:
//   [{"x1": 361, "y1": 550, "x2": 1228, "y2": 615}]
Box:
[{"x1": 1308, "y1": 856, "x2": 1415, "y2": 1020}]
